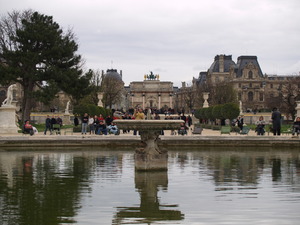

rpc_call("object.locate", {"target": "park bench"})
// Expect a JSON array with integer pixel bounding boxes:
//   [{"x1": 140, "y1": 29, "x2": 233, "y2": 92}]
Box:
[
  {"x1": 192, "y1": 127, "x2": 202, "y2": 135},
  {"x1": 281, "y1": 126, "x2": 293, "y2": 135},
  {"x1": 240, "y1": 126, "x2": 250, "y2": 135},
  {"x1": 220, "y1": 126, "x2": 231, "y2": 135},
  {"x1": 52, "y1": 124, "x2": 61, "y2": 135}
]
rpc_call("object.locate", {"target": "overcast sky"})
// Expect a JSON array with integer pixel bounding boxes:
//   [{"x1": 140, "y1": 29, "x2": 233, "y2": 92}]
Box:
[{"x1": 1, "y1": 0, "x2": 300, "y2": 86}]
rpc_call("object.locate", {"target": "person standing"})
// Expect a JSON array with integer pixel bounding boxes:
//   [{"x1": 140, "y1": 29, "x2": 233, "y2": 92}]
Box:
[
  {"x1": 74, "y1": 115, "x2": 79, "y2": 127},
  {"x1": 187, "y1": 115, "x2": 192, "y2": 127},
  {"x1": 50, "y1": 115, "x2": 57, "y2": 132},
  {"x1": 272, "y1": 108, "x2": 282, "y2": 136},
  {"x1": 88, "y1": 115, "x2": 95, "y2": 134},
  {"x1": 237, "y1": 116, "x2": 244, "y2": 130},
  {"x1": 81, "y1": 113, "x2": 89, "y2": 135},
  {"x1": 44, "y1": 115, "x2": 52, "y2": 135},
  {"x1": 133, "y1": 107, "x2": 145, "y2": 135}
]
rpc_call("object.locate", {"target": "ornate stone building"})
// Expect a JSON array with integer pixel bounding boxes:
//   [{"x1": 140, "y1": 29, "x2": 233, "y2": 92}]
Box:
[
  {"x1": 128, "y1": 73, "x2": 175, "y2": 110},
  {"x1": 194, "y1": 54, "x2": 300, "y2": 112}
]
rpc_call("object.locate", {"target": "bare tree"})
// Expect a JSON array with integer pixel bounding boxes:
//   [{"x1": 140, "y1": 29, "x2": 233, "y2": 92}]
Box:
[
  {"x1": 195, "y1": 80, "x2": 237, "y2": 107},
  {"x1": 265, "y1": 77, "x2": 300, "y2": 120},
  {"x1": 101, "y1": 76, "x2": 124, "y2": 109}
]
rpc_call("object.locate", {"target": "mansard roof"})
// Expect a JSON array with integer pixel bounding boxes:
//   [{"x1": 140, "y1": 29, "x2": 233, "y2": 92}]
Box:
[
  {"x1": 208, "y1": 55, "x2": 236, "y2": 73},
  {"x1": 235, "y1": 56, "x2": 264, "y2": 78}
]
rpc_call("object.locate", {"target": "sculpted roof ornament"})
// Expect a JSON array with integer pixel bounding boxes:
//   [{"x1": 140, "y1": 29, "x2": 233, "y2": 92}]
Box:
[{"x1": 144, "y1": 71, "x2": 160, "y2": 81}]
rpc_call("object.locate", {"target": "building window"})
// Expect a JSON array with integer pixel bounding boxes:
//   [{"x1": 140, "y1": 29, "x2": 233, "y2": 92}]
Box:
[
  {"x1": 259, "y1": 93, "x2": 264, "y2": 101},
  {"x1": 238, "y1": 92, "x2": 242, "y2": 101},
  {"x1": 238, "y1": 83, "x2": 241, "y2": 88},
  {"x1": 248, "y1": 71, "x2": 253, "y2": 79},
  {"x1": 270, "y1": 84, "x2": 273, "y2": 88},
  {"x1": 249, "y1": 83, "x2": 252, "y2": 88},
  {"x1": 248, "y1": 92, "x2": 253, "y2": 102}
]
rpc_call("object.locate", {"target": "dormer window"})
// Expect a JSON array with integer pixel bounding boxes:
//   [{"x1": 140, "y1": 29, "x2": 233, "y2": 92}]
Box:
[{"x1": 248, "y1": 71, "x2": 253, "y2": 79}]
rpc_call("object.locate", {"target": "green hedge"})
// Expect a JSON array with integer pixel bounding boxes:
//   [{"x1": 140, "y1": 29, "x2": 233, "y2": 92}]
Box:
[{"x1": 195, "y1": 103, "x2": 240, "y2": 121}]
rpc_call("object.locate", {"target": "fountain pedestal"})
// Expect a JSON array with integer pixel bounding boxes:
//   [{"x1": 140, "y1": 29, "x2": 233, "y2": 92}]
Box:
[{"x1": 115, "y1": 120, "x2": 183, "y2": 171}]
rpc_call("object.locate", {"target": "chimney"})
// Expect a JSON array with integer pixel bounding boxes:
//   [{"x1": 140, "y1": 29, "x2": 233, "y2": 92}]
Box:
[
  {"x1": 120, "y1": 70, "x2": 122, "y2": 78},
  {"x1": 219, "y1": 55, "x2": 224, "y2": 72}
]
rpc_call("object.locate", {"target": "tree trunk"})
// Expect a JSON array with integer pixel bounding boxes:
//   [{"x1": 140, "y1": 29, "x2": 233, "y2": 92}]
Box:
[{"x1": 21, "y1": 81, "x2": 34, "y2": 123}]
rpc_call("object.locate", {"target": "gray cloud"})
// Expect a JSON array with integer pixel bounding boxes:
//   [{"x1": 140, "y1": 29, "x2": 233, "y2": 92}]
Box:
[{"x1": 1, "y1": 0, "x2": 300, "y2": 85}]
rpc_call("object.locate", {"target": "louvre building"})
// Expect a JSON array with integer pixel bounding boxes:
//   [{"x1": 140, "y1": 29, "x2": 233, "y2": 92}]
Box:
[{"x1": 187, "y1": 54, "x2": 300, "y2": 113}]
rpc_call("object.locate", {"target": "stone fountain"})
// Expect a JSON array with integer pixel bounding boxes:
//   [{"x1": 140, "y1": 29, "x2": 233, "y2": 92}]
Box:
[{"x1": 115, "y1": 120, "x2": 183, "y2": 171}]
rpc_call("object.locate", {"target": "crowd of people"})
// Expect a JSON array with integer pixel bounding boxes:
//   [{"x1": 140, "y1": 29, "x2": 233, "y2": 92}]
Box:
[
  {"x1": 71, "y1": 108, "x2": 193, "y2": 136},
  {"x1": 23, "y1": 106, "x2": 300, "y2": 137},
  {"x1": 78, "y1": 113, "x2": 119, "y2": 135},
  {"x1": 44, "y1": 115, "x2": 63, "y2": 135}
]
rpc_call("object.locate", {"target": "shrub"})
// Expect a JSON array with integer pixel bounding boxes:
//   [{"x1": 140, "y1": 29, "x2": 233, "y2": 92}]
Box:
[
  {"x1": 212, "y1": 105, "x2": 223, "y2": 119},
  {"x1": 221, "y1": 103, "x2": 240, "y2": 120}
]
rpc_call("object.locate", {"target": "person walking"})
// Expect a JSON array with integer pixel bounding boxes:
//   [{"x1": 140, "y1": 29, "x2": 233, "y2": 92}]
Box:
[
  {"x1": 272, "y1": 108, "x2": 282, "y2": 136},
  {"x1": 44, "y1": 115, "x2": 52, "y2": 135}
]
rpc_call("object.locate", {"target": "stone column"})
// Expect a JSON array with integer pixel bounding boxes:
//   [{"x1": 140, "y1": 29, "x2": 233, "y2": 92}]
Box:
[
  {"x1": 158, "y1": 93, "x2": 161, "y2": 109},
  {"x1": 169, "y1": 94, "x2": 172, "y2": 109},
  {"x1": 142, "y1": 93, "x2": 145, "y2": 109},
  {"x1": 131, "y1": 94, "x2": 134, "y2": 108},
  {"x1": 0, "y1": 106, "x2": 19, "y2": 134}
]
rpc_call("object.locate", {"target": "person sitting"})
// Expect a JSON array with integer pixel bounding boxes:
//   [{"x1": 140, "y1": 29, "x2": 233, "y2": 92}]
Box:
[
  {"x1": 97, "y1": 121, "x2": 107, "y2": 135},
  {"x1": 23, "y1": 120, "x2": 34, "y2": 136},
  {"x1": 292, "y1": 117, "x2": 300, "y2": 136},
  {"x1": 178, "y1": 122, "x2": 188, "y2": 135},
  {"x1": 107, "y1": 122, "x2": 119, "y2": 135},
  {"x1": 255, "y1": 116, "x2": 266, "y2": 135}
]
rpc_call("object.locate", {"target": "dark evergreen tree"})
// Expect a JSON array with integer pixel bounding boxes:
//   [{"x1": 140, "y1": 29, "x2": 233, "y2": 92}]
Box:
[{"x1": 0, "y1": 10, "x2": 91, "y2": 122}]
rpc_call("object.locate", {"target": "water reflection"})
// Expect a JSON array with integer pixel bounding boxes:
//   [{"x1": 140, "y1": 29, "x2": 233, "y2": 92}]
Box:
[
  {"x1": 0, "y1": 148, "x2": 300, "y2": 225},
  {"x1": 113, "y1": 171, "x2": 184, "y2": 224}
]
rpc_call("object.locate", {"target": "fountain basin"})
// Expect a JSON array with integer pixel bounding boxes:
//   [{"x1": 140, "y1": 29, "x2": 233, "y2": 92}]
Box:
[
  {"x1": 114, "y1": 119, "x2": 184, "y2": 171},
  {"x1": 114, "y1": 119, "x2": 184, "y2": 131}
]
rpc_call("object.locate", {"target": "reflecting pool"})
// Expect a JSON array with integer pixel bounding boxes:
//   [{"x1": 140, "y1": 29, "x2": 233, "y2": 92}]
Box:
[{"x1": 0, "y1": 147, "x2": 300, "y2": 225}]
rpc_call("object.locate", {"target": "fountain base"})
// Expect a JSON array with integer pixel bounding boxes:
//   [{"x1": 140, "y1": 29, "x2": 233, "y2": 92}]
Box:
[{"x1": 135, "y1": 149, "x2": 168, "y2": 171}]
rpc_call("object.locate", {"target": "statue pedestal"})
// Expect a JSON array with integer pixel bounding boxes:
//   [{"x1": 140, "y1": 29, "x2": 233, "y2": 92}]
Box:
[
  {"x1": 0, "y1": 106, "x2": 19, "y2": 134},
  {"x1": 63, "y1": 114, "x2": 72, "y2": 125}
]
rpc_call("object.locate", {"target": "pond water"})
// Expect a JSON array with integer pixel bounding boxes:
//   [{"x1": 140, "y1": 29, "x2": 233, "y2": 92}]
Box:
[{"x1": 0, "y1": 147, "x2": 300, "y2": 225}]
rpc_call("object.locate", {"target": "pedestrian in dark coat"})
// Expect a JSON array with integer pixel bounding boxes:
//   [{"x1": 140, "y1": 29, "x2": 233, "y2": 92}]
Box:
[{"x1": 272, "y1": 108, "x2": 282, "y2": 136}]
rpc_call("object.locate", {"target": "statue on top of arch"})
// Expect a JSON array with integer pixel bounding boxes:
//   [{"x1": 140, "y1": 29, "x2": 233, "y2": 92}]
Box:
[{"x1": 144, "y1": 71, "x2": 160, "y2": 81}]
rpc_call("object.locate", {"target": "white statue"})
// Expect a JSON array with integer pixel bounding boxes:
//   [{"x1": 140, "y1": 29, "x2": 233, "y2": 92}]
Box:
[
  {"x1": 65, "y1": 100, "x2": 70, "y2": 114},
  {"x1": 146, "y1": 108, "x2": 152, "y2": 120},
  {"x1": 239, "y1": 100, "x2": 243, "y2": 115},
  {"x1": 2, "y1": 84, "x2": 16, "y2": 106}
]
